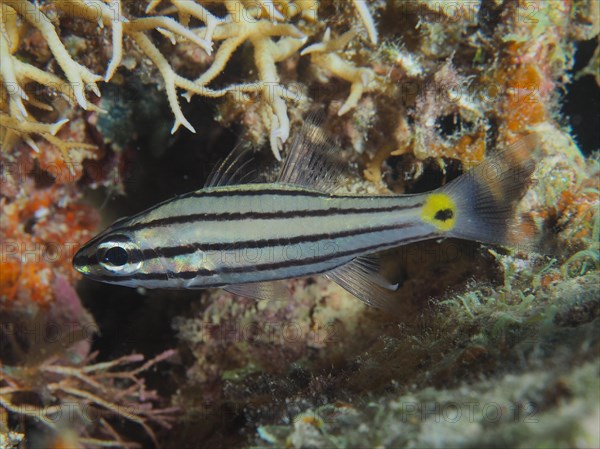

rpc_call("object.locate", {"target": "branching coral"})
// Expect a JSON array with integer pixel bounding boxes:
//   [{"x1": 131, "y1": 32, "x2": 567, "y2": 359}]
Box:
[
  {"x1": 0, "y1": 0, "x2": 382, "y2": 159},
  {"x1": 352, "y1": 0, "x2": 378, "y2": 44},
  {"x1": 2, "y1": 0, "x2": 102, "y2": 110},
  {"x1": 180, "y1": 0, "x2": 308, "y2": 157},
  {"x1": 0, "y1": 1, "x2": 98, "y2": 158},
  {"x1": 139, "y1": 0, "x2": 380, "y2": 158},
  {"x1": 302, "y1": 28, "x2": 377, "y2": 116}
]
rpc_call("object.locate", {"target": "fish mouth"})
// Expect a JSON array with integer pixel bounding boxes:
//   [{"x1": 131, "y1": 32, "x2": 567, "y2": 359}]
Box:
[{"x1": 72, "y1": 247, "x2": 95, "y2": 274}]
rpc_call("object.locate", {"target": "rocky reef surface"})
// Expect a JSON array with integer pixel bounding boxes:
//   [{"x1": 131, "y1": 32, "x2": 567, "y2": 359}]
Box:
[{"x1": 1, "y1": 1, "x2": 598, "y2": 448}]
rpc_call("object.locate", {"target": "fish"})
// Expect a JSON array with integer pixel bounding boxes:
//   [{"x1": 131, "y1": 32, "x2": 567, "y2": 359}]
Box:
[{"x1": 73, "y1": 119, "x2": 538, "y2": 308}]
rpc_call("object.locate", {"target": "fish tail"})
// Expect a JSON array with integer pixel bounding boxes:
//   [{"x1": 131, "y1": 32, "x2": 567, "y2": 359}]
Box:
[{"x1": 430, "y1": 134, "x2": 539, "y2": 248}]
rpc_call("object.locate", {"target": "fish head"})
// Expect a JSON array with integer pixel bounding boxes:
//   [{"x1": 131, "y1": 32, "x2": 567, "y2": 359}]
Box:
[{"x1": 73, "y1": 222, "x2": 145, "y2": 286}]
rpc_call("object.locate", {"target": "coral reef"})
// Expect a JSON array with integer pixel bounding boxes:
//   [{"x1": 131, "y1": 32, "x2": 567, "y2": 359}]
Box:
[{"x1": 1, "y1": 0, "x2": 599, "y2": 448}]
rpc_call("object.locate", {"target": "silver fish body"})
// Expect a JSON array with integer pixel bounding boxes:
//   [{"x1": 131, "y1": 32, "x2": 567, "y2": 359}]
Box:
[{"x1": 73, "y1": 183, "x2": 431, "y2": 289}]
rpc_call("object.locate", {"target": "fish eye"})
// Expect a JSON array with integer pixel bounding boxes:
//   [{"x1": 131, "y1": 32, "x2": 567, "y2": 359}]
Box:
[
  {"x1": 103, "y1": 246, "x2": 129, "y2": 267},
  {"x1": 96, "y1": 240, "x2": 141, "y2": 273}
]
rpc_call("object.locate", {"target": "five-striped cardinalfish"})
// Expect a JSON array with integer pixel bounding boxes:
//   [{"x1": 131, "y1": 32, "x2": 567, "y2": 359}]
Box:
[{"x1": 73, "y1": 119, "x2": 538, "y2": 308}]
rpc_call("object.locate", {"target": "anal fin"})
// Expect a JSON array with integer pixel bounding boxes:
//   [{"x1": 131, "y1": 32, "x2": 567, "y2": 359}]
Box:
[
  {"x1": 224, "y1": 281, "x2": 291, "y2": 302},
  {"x1": 325, "y1": 254, "x2": 399, "y2": 309}
]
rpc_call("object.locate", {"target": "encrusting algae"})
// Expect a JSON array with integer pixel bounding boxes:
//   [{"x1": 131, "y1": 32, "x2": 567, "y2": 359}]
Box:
[{"x1": 1, "y1": 0, "x2": 599, "y2": 448}]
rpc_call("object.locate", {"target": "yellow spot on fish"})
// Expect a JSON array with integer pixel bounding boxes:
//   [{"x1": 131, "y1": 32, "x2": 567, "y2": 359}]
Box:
[{"x1": 421, "y1": 193, "x2": 456, "y2": 231}]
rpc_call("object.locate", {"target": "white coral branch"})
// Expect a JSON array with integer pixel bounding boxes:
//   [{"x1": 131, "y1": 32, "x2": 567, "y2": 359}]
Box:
[
  {"x1": 2, "y1": 0, "x2": 103, "y2": 110},
  {"x1": 171, "y1": 0, "x2": 222, "y2": 51},
  {"x1": 302, "y1": 29, "x2": 376, "y2": 116},
  {"x1": 352, "y1": 0, "x2": 379, "y2": 44},
  {"x1": 0, "y1": 20, "x2": 28, "y2": 117},
  {"x1": 104, "y1": 0, "x2": 125, "y2": 81},
  {"x1": 130, "y1": 31, "x2": 196, "y2": 133}
]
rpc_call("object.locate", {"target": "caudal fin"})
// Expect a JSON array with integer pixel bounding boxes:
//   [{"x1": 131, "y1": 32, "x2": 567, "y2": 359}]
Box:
[{"x1": 441, "y1": 134, "x2": 539, "y2": 248}]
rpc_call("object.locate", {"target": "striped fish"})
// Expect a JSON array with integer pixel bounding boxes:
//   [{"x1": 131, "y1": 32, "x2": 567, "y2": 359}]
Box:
[{"x1": 73, "y1": 122, "x2": 538, "y2": 308}]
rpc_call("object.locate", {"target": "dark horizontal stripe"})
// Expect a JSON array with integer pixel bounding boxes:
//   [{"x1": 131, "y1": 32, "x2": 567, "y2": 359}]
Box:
[
  {"x1": 122, "y1": 202, "x2": 421, "y2": 233},
  {"x1": 189, "y1": 187, "x2": 398, "y2": 201},
  {"x1": 92, "y1": 268, "x2": 214, "y2": 283},
  {"x1": 199, "y1": 266, "x2": 338, "y2": 289},
  {"x1": 140, "y1": 221, "x2": 418, "y2": 260},
  {"x1": 101, "y1": 234, "x2": 132, "y2": 243},
  {"x1": 76, "y1": 233, "x2": 131, "y2": 254},
  {"x1": 206, "y1": 232, "x2": 437, "y2": 276},
  {"x1": 145, "y1": 188, "x2": 327, "y2": 220},
  {"x1": 92, "y1": 272, "x2": 170, "y2": 282},
  {"x1": 114, "y1": 231, "x2": 438, "y2": 285},
  {"x1": 188, "y1": 188, "x2": 325, "y2": 199}
]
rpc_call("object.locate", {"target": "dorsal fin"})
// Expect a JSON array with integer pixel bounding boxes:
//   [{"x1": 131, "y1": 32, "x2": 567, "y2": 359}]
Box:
[
  {"x1": 205, "y1": 142, "x2": 258, "y2": 188},
  {"x1": 325, "y1": 254, "x2": 400, "y2": 309},
  {"x1": 277, "y1": 112, "x2": 344, "y2": 192}
]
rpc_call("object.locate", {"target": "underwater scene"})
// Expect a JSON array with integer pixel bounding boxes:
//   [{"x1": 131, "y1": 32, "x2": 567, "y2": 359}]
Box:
[{"x1": 1, "y1": 1, "x2": 599, "y2": 448}]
